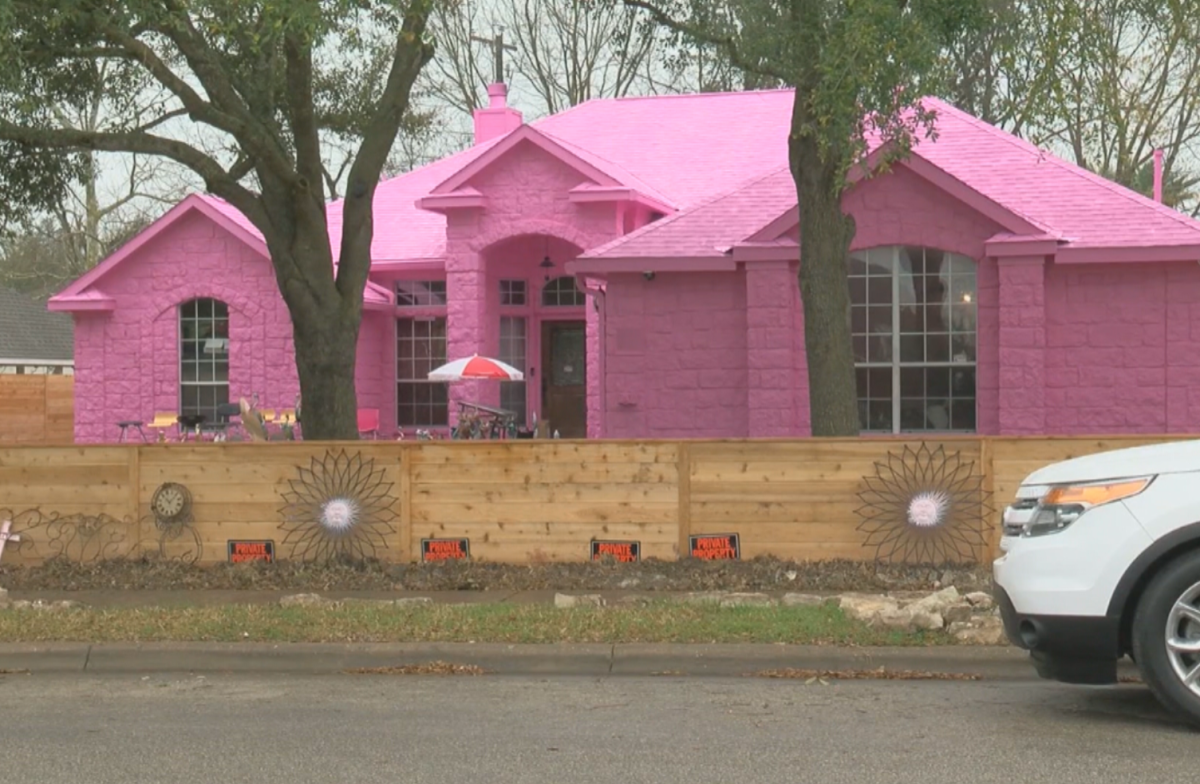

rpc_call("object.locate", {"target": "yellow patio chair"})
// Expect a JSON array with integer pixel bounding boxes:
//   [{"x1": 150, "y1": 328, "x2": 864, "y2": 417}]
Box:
[{"x1": 148, "y1": 412, "x2": 179, "y2": 441}]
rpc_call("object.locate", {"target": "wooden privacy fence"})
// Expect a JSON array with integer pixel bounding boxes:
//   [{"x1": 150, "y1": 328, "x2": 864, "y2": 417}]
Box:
[
  {"x1": 0, "y1": 375, "x2": 73, "y2": 446},
  {"x1": 0, "y1": 435, "x2": 1191, "y2": 568}
]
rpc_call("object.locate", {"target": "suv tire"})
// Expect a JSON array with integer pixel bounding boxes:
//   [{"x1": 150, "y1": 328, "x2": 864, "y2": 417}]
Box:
[{"x1": 1132, "y1": 549, "x2": 1200, "y2": 727}]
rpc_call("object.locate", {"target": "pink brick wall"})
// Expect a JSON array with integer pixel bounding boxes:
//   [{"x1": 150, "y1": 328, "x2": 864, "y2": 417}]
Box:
[
  {"x1": 72, "y1": 210, "x2": 390, "y2": 442},
  {"x1": 1045, "y1": 262, "x2": 1170, "y2": 433},
  {"x1": 603, "y1": 272, "x2": 749, "y2": 438}
]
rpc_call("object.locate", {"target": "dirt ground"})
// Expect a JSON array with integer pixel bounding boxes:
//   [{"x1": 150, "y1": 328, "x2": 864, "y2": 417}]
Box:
[{"x1": 0, "y1": 556, "x2": 993, "y2": 594}]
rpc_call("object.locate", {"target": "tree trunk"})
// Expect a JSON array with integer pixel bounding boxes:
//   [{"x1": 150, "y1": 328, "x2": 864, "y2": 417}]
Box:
[
  {"x1": 291, "y1": 302, "x2": 362, "y2": 441},
  {"x1": 790, "y1": 134, "x2": 861, "y2": 437}
]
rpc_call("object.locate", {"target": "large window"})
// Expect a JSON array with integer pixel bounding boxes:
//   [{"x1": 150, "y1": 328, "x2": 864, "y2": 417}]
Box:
[
  {"x1": 848, "y1": 246, "x2": 977, "y2": 433},
  {"x1": 180, "y1": 298, "x2": 230, "y2": 422},
  {"x1": 498, "y1": 315, "x2": 527, "y2": 420},
  {"x1": 397, "y1": 317, "x2": 449, "y2": 427}
]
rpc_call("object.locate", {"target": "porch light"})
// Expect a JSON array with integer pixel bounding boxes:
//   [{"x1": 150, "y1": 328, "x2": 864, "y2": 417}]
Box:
[{"x1": 540, "y1": 255, "x2": 554, "y2": 281}]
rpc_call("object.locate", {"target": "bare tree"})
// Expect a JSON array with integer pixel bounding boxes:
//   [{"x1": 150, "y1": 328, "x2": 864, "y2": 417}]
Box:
[{"x1": 940, "y1": 0, "x2": 1200, "y2": 214}]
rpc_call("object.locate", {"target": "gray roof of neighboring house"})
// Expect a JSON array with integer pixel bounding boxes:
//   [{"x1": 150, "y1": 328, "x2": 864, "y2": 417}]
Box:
[{"x1": 0, "y1": 287, "x2": 74, "y2": 362}]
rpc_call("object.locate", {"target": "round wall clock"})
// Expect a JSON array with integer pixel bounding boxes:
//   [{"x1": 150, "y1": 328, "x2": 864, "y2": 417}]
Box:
[{"x1": 150, "y1": 482, "x2": 193, "y2": 527}]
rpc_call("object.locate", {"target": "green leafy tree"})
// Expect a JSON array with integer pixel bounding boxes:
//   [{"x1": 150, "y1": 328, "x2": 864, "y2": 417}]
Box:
[
  {"x1": 617, "y1": 0, "x2": 983, "y2": 435},
  {"x1": 0, "y1": 0, "x2": 438, "y2": 440}
]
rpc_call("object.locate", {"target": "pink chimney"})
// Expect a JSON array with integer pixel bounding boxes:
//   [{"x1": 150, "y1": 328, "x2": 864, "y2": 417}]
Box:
[{"x1": 473, "y1": 83, "x2": 522, "y2": 145}]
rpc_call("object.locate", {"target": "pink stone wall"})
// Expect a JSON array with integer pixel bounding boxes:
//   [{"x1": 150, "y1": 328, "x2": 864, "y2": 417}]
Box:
[
  {"x1": 602, "y1": 272, "x2": 749, "y2": 438},
  {"x1": 1044, "y1": 262, "x2": 1170, "y2": 433},
  {"x1": 72, "y1": 210, "x2": 390, "y2": 442}
]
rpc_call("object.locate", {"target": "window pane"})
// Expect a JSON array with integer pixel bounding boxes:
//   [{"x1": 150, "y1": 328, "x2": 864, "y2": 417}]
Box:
[
  {"x1": 899, "y1": 334, "x2": 923, "y2": 362},
  {"x1": 925, "y1": 399, "x2": 951, "y2": 429},
  {"x1": 867, "y1": 305, "x2": 890, "y2": 335},
  {"x1": 867, "y1": 367, "x2": 891, "y2": 400},
  {"x1": 926, "y1": 367, "x2": 951, "y2": 397},
  {"x1": 900, "y1": 366, "x2": 924, "y2": 398},
  {"x1": 951, "y1": 399, "x2": 977, "y2": 431},
  {"x1": 926, "y1": 333, "x2": 950, "y2": 363},
  {"x1": 849, "y1": 277, "x2": 867, "y2": 305},
  {"x1": 853, "y1": 336, "x2": 867, "y2": 363},
  {"x1": 867, "y1": 334, "x2": 893, "y2": 363},
  {"x1": 900, "y1": 399, "x2": 927, "y2": 431},
  {"x1": 867, "y1": 400, "x2": 893, "y2": 432}
]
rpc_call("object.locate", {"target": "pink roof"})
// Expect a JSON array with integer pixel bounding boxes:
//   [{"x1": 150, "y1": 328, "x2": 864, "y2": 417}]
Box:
[
  {"x1": 54, "y1": 88, "x2": 1200, "y2": 309},
  {"x1": 578, "y1": 95, "x2": 1200, "y2": 262},
  {"x1": 582, "y1": 166, "x2": 793, "y2": 261}
]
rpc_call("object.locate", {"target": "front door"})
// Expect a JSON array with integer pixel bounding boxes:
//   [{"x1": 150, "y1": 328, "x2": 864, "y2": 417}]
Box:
[{"x1": 541, "y1": 320, "x2": 586, "y2": 438}]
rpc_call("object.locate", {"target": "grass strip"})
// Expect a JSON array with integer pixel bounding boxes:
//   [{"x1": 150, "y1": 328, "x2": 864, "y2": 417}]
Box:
[{"x1": 0, "y1": 601, "x2": 951, "y2": 646}]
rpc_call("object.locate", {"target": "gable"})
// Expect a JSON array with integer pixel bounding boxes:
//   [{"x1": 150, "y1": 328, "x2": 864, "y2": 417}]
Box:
[{"x1": 50, "y1": 194, "x2": 394, "y2": 312}]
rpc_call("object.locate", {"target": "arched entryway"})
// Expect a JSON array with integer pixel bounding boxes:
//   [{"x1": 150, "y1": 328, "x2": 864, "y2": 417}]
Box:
[{"x1": 481, "y1": 233, "x2": 588, "y2": 437}]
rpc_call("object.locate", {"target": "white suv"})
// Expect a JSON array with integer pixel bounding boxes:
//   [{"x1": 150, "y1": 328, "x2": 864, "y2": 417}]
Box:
[{"x1": 995, "y1": 440, "x2": 1200, "y2": 725}]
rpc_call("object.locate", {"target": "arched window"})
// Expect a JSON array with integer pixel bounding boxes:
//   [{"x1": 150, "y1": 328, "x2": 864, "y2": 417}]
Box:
[
  {"x1": 541, "y1": 276, "x2": 585, "y2": 307},
  {"x1": 179, "y1": 298, "x2": 230, "y2": 422},
  {"x1": 848, "y1": 246, "x2": 977, "y2": 433}
]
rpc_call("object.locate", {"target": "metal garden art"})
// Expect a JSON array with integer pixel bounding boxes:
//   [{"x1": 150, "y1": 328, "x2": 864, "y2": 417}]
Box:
[
  {"x1": 854, "y1": 442, "x2": 992, "y2": 564},
  {"x1": 277, "y1": 449, "x2": 396, "y2": 561}
]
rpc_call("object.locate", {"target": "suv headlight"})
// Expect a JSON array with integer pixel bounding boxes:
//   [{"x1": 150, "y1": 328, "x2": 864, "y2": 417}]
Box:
[{"x1": 1020, "y1": 476, "x2": 1155, "y2": 537}]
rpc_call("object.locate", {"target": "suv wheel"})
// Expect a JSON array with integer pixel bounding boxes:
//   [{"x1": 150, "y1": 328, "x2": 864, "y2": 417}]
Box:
[{"x1": 1132, "y1": 550, "x2": 1200, "y2": 727}]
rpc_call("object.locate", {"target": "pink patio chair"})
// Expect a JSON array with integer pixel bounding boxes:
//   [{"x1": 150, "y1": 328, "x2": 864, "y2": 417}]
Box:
[{"x1": 357, "y1": 408, "x2": 380, "y2": 440}]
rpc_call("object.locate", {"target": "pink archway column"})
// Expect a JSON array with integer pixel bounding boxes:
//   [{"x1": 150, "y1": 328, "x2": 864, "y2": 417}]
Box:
[
  {"x1": 996, "y1": 255, "x2": 1047, "y2": 434},
  {"x1": 745, "y1": 259, "x2": 797, "y2": 436}
]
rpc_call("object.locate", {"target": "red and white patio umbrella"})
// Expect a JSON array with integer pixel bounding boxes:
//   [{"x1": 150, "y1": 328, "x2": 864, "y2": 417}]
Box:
[{"x1": 427, "y1": 355, "x2": 524, "y2": 381}]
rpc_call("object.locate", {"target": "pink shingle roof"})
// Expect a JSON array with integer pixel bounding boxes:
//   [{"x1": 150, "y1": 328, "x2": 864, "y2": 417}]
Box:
[
  {"x1": 579, "y1": 95, "x2": 1200, "y2": 261},
  {"x1": 131, "y1": 89, "x2": 1200, "y2": 278},
  {"x1": 583, "y1": 166, "x2": 794, "y2": 260}
]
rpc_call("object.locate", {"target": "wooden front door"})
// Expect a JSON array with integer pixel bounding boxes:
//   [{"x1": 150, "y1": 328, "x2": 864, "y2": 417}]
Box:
[{"x1": 541, "y1": 320, "x2": 586, "y2": 438}]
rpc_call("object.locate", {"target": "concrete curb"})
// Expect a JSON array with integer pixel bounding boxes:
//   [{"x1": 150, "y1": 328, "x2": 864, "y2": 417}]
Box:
[{"x1": 0, "y1": 642, "x2": 1142, "y2": 681}]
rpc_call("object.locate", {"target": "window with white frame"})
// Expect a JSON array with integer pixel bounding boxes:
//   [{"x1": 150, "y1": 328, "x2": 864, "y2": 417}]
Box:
[
  {"x1": 848, "y1": 246, "x2": 977, "y2": 433},
  {"x1": 500, "y1": 279, "x2": 527, "y2": 306},
  {"x1": 397, "y1": 317, "x2": 448, "y2": 427},
  {"x1": 180, "y1": 298, "x2": 230, "y2": 422},
  {"x1": 396, "y1": 280, "x2": 447, "y2": 308},
  {"x1": 541, "y1": 276, "x2": 585, "y2": 307},
  {"x1": 498, "y1": 315, "x2": 527, "y2": 419}
]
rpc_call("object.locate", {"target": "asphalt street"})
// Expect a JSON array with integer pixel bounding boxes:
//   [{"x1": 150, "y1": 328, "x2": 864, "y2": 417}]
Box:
[{"x1": 1, "y1": 672, "x2": 1194, "y2": 784}]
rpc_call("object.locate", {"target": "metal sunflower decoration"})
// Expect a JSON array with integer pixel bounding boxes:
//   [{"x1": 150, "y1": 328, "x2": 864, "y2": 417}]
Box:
[
  {"x1": 854, "y1": 442, "x2": 993, "y2": 565},
  {"x1": 277, "y1": 449, "x2": 396, "y2": 562}
]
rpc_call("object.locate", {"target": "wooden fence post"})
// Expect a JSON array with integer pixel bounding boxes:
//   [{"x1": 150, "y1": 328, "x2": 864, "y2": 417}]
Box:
[
  {"x1": 399, "y1": 443, "x2": 413, "y2": 563},
  {"x1": 980, "y1": 437, "x2": 996, "y2": 562},
  {"x1": 129, "y1": 445, "x2": 142, "y2": 558},
  {"x1": 676, "y1": 441, "x2": 691, "y2": 560}
]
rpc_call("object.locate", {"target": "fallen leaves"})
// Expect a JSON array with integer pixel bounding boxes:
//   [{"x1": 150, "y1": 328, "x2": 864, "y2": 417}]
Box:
[{"x1": 344, "y1": 661, "x2": 489, "y2": 676}]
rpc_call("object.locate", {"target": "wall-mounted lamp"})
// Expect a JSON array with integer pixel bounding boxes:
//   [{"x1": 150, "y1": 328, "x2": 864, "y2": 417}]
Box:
[
  {"x1": 540, "y1": 255, "x2": 554, "y2": 281},
  {"x1": 642, "y1": 271, "x2": 656, "y2": 281}
]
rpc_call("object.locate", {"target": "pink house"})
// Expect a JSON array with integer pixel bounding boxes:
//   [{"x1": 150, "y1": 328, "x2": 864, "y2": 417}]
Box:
[{"x1": 49, "y1": 85, "x2": 1200, "y2": 442}]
